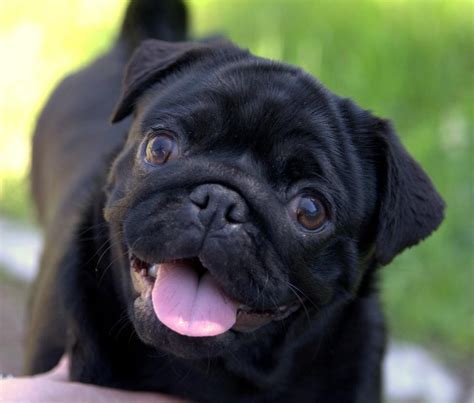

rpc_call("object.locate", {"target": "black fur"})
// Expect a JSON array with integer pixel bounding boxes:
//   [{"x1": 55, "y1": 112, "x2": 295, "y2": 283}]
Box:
[{"x1": 26, "y1": 1, "x2": 445, "y2": 402}]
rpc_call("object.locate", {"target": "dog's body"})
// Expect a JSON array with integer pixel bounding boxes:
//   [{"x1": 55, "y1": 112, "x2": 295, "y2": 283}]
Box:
[{"x1": 26, "y1": 1, "x2": 444, "y2": 402}]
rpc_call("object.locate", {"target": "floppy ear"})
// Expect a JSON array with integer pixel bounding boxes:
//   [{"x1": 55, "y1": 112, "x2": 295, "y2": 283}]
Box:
[
  {"x1": 111, "y1": 39, "x2": 209, "y2": 122},
  {"x1": 111, "y1": 38, "x2": 246, "y2": 122},
  {"x1": 373, "y1": 118, "x2": 445, "y2": 265}
]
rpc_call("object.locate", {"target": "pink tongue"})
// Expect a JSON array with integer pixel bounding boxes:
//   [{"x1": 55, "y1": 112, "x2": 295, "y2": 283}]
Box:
[{"x1": 151, "y1": 262, "x2": 238, "y2": 337}]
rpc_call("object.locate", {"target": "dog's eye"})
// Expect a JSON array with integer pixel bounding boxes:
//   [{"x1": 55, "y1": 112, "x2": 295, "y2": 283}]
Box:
[
  {"x1": 145, "y1": 133, "x2": 177, "y2": 165},
  {"x1": 290, "y1": 195, "x2": 327, "y2": 231}
]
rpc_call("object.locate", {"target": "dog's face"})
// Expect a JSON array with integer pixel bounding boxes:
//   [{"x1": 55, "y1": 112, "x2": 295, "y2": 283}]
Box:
[{"x1": 104, "y1": 40, "x2": 444, "y2": 359}]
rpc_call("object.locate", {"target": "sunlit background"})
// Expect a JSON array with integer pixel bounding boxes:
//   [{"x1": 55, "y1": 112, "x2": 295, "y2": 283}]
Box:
[{"x1": 0, "y1": 0, "x2": 472, "y2": 400}]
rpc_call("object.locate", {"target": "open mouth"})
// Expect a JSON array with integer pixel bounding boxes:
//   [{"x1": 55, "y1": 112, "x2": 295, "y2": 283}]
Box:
[{"x1": 130, "y1": 254, "x2": 300, "y2": 337}]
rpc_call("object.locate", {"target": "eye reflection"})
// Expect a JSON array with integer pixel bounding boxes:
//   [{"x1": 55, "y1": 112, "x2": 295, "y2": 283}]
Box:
[
  {"x1": 290, "y1": 194, "x2": 327, "y2": 231},
  {"x1": 145, "y1": 132, "x2": 177, "y2": 165}
]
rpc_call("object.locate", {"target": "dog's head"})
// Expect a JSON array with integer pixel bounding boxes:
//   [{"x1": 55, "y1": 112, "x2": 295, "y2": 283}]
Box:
[{"x1": 104, "y1": 39, "x2": 444, "y2": 358}]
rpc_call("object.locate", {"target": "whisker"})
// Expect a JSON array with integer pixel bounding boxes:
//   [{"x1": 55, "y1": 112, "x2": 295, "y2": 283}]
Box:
[
  {"x1": 287, "y1": 282, "x2": 311, "y2": 325},
  {"x1": 76, "y1": 221, "x2": 109, "y2": 237},
  {"x1": 97, "y1": 247, "x2": 130, "y2": 286},
  {"x1": 286, "y1": 281, "x2": 318, "y2": 309},
  {"x1": 95, "y1": 233, "x2": 130, "y2": 284}
]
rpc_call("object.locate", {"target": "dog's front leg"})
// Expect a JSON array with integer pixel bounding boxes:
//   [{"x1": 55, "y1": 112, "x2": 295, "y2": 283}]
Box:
[{"x1": 24, "y1": 246, "x2": 71, "y2": 375}]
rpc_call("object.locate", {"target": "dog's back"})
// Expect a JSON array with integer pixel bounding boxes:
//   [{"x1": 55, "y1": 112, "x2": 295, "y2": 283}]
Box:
[
  {"x1": 26, "y1": 0, "x2": 187, "y2": 374},
  {"x1": 31, "y1": 0, "x2": 187, "y2": 228}
]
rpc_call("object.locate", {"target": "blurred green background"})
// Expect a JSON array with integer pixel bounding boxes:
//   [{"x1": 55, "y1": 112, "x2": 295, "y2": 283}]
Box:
[{"x1": 0, "y1": 0, "x2": 472, "y2": 365}]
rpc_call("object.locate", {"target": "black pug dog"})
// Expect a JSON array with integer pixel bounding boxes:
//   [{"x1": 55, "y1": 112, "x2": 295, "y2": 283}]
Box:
[{"x1": 26, "y1": 0, "x2": 445, "y2": 402}]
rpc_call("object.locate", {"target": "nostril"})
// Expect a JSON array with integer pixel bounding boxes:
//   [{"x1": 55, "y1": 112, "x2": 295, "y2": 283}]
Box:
[
  {"x1": 225, "y1": 207, "x2": 238, "y2": 224},
  {"x1": 190, "y1": 184, "x2": 249, "y2": 225},
  {"x1": 225, "y1": 203, "x2": 249, "y2": 224},
  {"x1": 190, "y1": 190, "x2": 209, "y2": 209}
]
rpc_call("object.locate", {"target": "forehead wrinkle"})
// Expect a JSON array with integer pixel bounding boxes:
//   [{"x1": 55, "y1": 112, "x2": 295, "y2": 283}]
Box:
[
  {"x1": 181, "y1": 72, "x2": 347, "y2": 190},
  {"x1": 257, "y1": 139, "x2": 327, "y2": 192},
  {"x1": 202, "y1": 58, "x2": 311, "y2": 114},
  {"x1": 141, "y1": 54, "x2": 338, "y2": 143},
  {"x1": 203, "y1": 75, "x2": 326, "y2": 146},
  {"x1": 140, "y1": 94, "x2": 202, "y2": 132},
  {"x1": 207, "y1": 58, "x2": 301, "y2": 90}
]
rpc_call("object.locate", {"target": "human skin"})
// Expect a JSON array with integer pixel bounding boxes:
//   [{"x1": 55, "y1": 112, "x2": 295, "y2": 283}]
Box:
[{"x1": 0, "y1": 356, "x2": 187, "y2": 402}]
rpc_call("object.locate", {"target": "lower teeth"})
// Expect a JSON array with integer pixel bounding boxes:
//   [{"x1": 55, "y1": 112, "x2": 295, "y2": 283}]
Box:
[{"x1": 148, "y1": 264, "x2": 158, "y2": 278}]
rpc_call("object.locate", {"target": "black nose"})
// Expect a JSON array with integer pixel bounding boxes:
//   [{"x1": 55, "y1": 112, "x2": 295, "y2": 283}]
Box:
[{"x1": 190, "y1": 184, "x2": 249, "y2": 226}]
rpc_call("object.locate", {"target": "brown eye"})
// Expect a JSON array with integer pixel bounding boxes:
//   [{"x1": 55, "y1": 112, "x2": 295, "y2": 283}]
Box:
[
  {"x1": 290, "y1": 195, "x2": 327, "y2": 231},
  {"x1": 145, "y1": 133, "x2": 177, "y2": 165}
]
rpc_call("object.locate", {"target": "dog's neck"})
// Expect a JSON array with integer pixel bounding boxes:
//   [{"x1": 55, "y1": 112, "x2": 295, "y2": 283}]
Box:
[
  {"x1": 212, "y1": 262, "x2": 379, "y2": 390},
  {"x1": 212, "y1": 299, "x2": 348, "y2": 389}
]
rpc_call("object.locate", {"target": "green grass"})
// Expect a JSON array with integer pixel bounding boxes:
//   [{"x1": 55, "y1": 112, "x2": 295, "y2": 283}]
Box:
[
  {"x1": 0, "y1": 176, "x2": 33, "y2": 221},
  {"x1": 0, "y1": 0, "x2": 472, "y2": 358}
]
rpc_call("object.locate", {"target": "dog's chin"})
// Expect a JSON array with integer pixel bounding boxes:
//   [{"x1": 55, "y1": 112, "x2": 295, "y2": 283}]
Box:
[{"x1": 127, "y1": 253, "x2": 301, "y2": 359}]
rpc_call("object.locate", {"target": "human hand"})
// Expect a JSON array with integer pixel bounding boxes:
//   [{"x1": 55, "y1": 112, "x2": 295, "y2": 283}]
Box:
[{"x1": 0, "y1": 356, "x2": 187, "y2": 402}]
